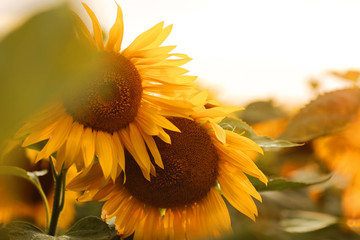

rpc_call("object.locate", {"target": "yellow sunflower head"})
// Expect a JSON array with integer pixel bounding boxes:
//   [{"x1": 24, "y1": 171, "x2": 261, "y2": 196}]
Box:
[
  {"x1": 313, "y1": 111, "x2": 360, "y2": 233},
  {"x1": 313, "y1": 111, "x2": 360, "y2": 177},
  {"x1": 15, "y1": 2, "x2": 199, "y2": 181},
  {"x1": 68, "y1": 101, "x2": 268, "y2": 239},
  {"x1": 343, "y1": 174, "x2": 360, "y2": 233},
  {"x1": 0, "y1": 142, "x2": 78, "y2": 229}
]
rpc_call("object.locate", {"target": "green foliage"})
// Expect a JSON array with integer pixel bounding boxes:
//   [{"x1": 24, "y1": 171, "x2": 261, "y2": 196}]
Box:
[
  {"x1": 249, "y1": 175, "x2": 331, "y2": 192},
  {"x1": 280, "y1": 210, "x2": 338, "y2": 233},
  {"x1": 279, "y1": 88, "x2": 360, "y2": 142},
  {"x1": 236, "y1": 100, "x2": 288, "y2": 125},
  {"x1": 0, "y1": 217, "x2": 115, "y2": 240},
  {"x1": 0, "y1": 3, "x2": 100, "y2": 146},
  {"x1": 0, "y1": 222, "x2": 53, "y2": 240},
  {"x1": 60, "y1": 217, "x2": 114, "y2": 240},
  {"x1": 220, "y1": 117, "x2": 302, "y2": 149},
  {"x1": 0, "y1": 166, "x2": 50, "y2": 227}
]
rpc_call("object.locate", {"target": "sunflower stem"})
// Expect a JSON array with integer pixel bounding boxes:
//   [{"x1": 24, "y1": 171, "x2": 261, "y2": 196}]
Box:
[
  {"x1": 59, "y1": 169, "x2": 67, "y2": 212},
  {"x1": 48, "y1": 168, "x2": 66, "y2": 236},
  {"x1": 37, "y1": 175, "x2": 51, "y2": 232}
]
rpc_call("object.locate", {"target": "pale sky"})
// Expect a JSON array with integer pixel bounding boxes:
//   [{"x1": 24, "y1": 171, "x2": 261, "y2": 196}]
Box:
[{"x1": 1, "y1": 0, "x2": 360, "y2": 107}]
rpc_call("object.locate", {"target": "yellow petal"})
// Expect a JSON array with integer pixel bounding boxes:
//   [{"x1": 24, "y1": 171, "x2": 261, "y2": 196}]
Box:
[
  {"x1": 80, "y1": 127, "x2": 96, "y2": 169},
  {"x1": 22, "y1": 121, "x2": 56, "y2": 147},
  {"x1": 105, "y1": 2, "x2": 124, "y2": 51},
  {"x1": 226, "y1": 130, "x2": 264, "y2": 154},
  {"x1": 130, "y1": 46, "x2": 176, "y2": 59},
  {"x1": 82, "y1": 3, "x2": 104, "y2": 49},
  {"x1": 95, "y1": 131, "x2": 114, "y2": 179},
  {"x1": 122, "y1": 22, "x2": 164, "y2": 57},
  {"x1": 119, "y1": 128, "x2": 150, "y2": 181},
  {"x1": 219, "y1": 161, "x2": 262, "y2": 201},
  {"x1": 139, "y1": 66, "x2": 189, "y2": 78},
  {"x1": 150, "y1": 114, "x2": 180, "y2": 132},
  {"x1": 134, "y1": 110, "x2": 160, "y2": 135},
  {"x1": 218, "y1": 173, "x2": 258, "y2": 221},
  {"x1": 143, "y1": 94, "x2": 194, "y2": 113},
  {"x1": 137, "y1": 126, "x2": 163, "y2": 168},
  {"x1": 206, "y1": 188, "x2": 232, "y2": 234},
  {"x1": 129, "y1": 123, "x2": 150, "y2": 172},
  {"x1": 36, "y1": 116, "x2": 73, "y2": 162},
  {"x1": 210, "y1": 121, "x2": 226, "y2": 144},
  {"x1": 112, "y1": 132, "x2": 125, "y2": 173},
  {"x1": 66, "y1": 164, "x2": 103, "y2": 191},
  {"x1": 62, "y1": 122, "x2": 84, "y2": 167},
  {"x1": 54, "y1": 144, "x2": 67, "y2": 172},
  {"x1": 192, "y1": 106, "x2": 244, "y2": 119},
  {"x1": 215, "y1": 141, "x2": 267, "y2": 184},
  {"x1": 157, "y1": 127, "x2": 171, "y2": 144},
  {"x1": 144, "y1": 24, "x2": 173, "y2": 49},
  {"x1": 189, "y1": 90, "x2": 208, "y2": 109}
]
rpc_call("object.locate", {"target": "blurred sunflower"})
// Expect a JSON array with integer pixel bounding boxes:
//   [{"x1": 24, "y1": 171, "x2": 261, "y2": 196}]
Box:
[
  {"x1": 313, "y1": 111, "x2": 360, "y2": 232},
  {"x1": 312, "y1": 111, "x2": 360, "y2": 177},
  {"x1": 68, "y1": 101, "x2": 268, "y2": 239},
  {"x1": 0, "y1": 142, "x2": 78, "y2": 229},
  {"x1": 15, "y1": 3, "x2": 198, "y2": 181}
]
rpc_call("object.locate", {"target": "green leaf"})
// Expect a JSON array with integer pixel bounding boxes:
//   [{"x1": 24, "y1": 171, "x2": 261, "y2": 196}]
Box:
[
  {"x1": 59, "y1": 216, "x2": 114, "y2": 240},
  {"x1": 0, "y1": 224, "x2": 10, "y2": 240},
  {"x1": 249, "y1": 175, "x2": 331, "y2": 192},
  {"x1": 0, "y1": 166, "x2": 50, "y2": 227},
  {"x1": 279, "y1": 88, "x2": 360, "y2": 142},
  {"x1": 27, "y1": 140, "x2": 48, "y2": 152},
  {"x1": 236, "y1": 100, "x2": 288, "y2": 125},
  {"x1": 1, "y1": 217, "x2": 115, "y2": 239},
  {"x1": 3, "y1": 222, "x2": 53, "y2": 240},
  {"x1": 219, "y1": 117, "x2": 302, "y2": 149},
  {"x1": 0, "y1": 3, "x2": 100, "y2": 146},
  {"x1": 280, "y1": 210, "x2": 338, "y2": 233}
]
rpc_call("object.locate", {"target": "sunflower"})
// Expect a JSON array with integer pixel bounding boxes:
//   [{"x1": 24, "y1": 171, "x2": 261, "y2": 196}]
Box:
[
  {"x1": 343, "y1": 174, "x2": 360, "y2": 232},
  {"x1": 312, "y1": 111, "x2": 360, "y2": 177},
  {"x1": 68, "y1": 103, "x2": 268, "y2": 239},
  {"x1": 0, "y1": 142, "x2": 78, "y2": 230},
  {"x1": 15, "y1": 3, "x2": 198, "y2": 181},
  {"x1": 313, "y1": 111, "x2": 360, "y2": 232}
]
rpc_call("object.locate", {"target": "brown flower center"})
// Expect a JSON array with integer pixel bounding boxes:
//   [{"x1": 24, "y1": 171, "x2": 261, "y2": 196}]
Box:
[
  {"x1": 124, "y1": 117, "x2": 219, "y2": 208},
  {"x1": 64, "y1": 52, "x2": 142, "y2": 133}
]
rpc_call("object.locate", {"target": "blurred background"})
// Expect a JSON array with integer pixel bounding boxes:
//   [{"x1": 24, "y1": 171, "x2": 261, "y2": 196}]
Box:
[{"x1": 2, "y1": 0, "x2": 360, "y2": 107}]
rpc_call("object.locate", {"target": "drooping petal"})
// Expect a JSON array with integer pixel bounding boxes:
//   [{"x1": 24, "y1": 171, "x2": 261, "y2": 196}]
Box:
[
  {"x1": 112, "y1": 132, "x2": 125, "y2": 174},
  {"x1": 137, "y1": 126, "x2": 163, "y2": 169},
  {"x1": 95, "y1": 131, "x2": 114, "y2": 180},
  {"x1": 80, "y1": 127, "x2": 96, "y2": 169},
  {"x1": 119, "y1": 128, "x2": 150, "y2": 181},
  {"x1": 129, "y1": 123, "x2": 151, "y2": 173}
]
